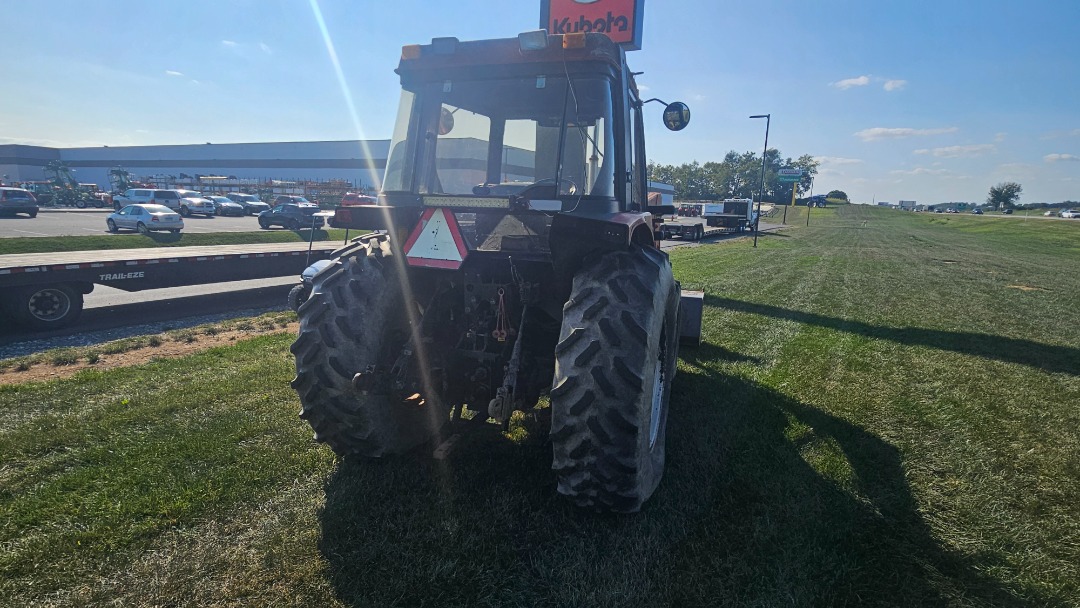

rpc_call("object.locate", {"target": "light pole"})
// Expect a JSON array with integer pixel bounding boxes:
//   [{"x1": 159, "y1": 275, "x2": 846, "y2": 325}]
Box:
[{"x1": 749, "y1": 114, "x2": 770, "y2": 248}]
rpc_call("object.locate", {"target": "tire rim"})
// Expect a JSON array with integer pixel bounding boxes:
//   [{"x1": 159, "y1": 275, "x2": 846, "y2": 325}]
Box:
[{"x1": 27, "y1": 288, "x2": 71, "y2": 322}]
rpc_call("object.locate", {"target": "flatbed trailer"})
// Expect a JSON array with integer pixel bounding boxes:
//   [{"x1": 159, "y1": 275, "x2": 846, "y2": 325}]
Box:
[
  {"x1": 0, "y1": 242, "x2": 339, "y2": 330},
  {"x1": 657, "y1": 218, "x2": 732, "y2": 241}
]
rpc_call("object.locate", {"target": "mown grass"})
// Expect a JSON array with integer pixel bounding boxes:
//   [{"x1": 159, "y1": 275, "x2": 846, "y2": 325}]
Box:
[
  {"x1": 0, "y1": 205, "x2": 1077, "y2": 606},
  {"x1": 0, "y1": 228, "x2": 356, "y2": 255}
]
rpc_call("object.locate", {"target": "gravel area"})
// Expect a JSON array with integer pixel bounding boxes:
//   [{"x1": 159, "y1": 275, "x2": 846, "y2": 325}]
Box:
[{"x1": 0, "y1": 305, "x2": 289, "y2": 360}]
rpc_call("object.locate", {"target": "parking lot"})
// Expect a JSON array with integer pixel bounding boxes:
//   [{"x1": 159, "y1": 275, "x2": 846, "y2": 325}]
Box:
[{"x1": 0, "y1": 208, "x2": 275, "y2": 238}]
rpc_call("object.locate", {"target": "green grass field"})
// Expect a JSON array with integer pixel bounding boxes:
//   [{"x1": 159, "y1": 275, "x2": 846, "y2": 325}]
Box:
[{"x1": 1, "y1": 205, "x2": 1077, "y2": 606}]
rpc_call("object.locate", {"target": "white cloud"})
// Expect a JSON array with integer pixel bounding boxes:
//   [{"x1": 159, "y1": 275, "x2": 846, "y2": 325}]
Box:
[
  {"x1": 890, "y1": 167, "x2": 951, "y2": 176},
  {"x1": 1044, "y1": 153, "x2": 1080, "y2": 162},
  {"x1": 883, "y1": 79, "x2": 907, "y2": 91},
  {"x1": 165, "y1": 70, "x2": 184, "y2": 77},
  {"x1": 221, "y1": 40, "x2": 238, "y2": 47},
  {"x1": 994, "y1": 132, "x2": 1007, "y2": 143},
  {"x1": 855, "y1": 127, "x2": 959, "y2": 141},
  {"x1": 815, "y1": 156, "x2": 863, "y2": 165},
  {"x1": 260, "y1": 42, "x2": 272, "y2": 54},
  {"x1": 690, "y1": 93, "x2": 706, "y2": 101},
  {"x1": 913, "y1": 144, "x2": 996, "y2": 158},
  {"x1": 831, "y1": 75, "x2": 870, "y2": 90}
]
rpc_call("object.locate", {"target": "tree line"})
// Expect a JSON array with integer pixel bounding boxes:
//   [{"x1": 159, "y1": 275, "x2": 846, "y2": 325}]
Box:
[{"x1": 647, "y1": 149, "x2": 819, "y2": 202}]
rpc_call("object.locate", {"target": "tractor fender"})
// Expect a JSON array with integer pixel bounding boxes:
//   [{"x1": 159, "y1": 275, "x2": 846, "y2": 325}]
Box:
[{"x1": 549, "y1": 211, "x2": 657, "y2": 278}]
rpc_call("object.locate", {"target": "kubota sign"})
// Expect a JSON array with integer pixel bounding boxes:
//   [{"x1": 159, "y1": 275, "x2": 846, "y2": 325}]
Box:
[{"x1": 540, "y1": 0, "x2": 645, "y2": 51}]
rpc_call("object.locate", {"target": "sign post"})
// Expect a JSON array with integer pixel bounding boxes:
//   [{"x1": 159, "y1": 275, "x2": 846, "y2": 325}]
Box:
[{"x1": 778, "y1": 168, "x2": 802, "y2": 224}]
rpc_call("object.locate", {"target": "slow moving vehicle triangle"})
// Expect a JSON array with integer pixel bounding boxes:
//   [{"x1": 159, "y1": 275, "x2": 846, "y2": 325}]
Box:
[{"x1": 404, "y1": 207, "x2": 469, "y2": 269}]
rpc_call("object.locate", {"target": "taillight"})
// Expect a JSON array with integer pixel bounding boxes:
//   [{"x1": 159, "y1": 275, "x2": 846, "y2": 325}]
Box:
[
  {"x1": 151, "y1": 216, "x2": 159, "y2": 222},
  {"x1": 149, "y1": 199, "x2": 156, "y2": 204}
]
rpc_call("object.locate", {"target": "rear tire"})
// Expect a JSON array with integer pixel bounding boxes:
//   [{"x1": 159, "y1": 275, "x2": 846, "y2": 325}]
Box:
[
  {"x1": 137, "y1": 222, "x2": 148, "y2": 234},
  {"x1": 550, "y1": 246, "x2": 680, "y2": 512},
  {"x1": 107, "y1": 219, "x2": 118, "y2": 233},
  {"x1": 291, "y1": 236, "x2": 449, "y2": 457},
  {"x1": 7, "y1": 284, "x2": 84, "y2": 330}
]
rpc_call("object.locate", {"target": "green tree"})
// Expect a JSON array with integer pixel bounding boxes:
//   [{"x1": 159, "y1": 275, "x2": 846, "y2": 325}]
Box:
[
  {"x1": 826, "y1": 190, "x2": 848, "y2": 201},
  {"x1": 987, "y1": 182, "x2": 1022, "y2": 209},
  {"x1": 648, "y1": 149, "x2": 819, "y2": 202}
]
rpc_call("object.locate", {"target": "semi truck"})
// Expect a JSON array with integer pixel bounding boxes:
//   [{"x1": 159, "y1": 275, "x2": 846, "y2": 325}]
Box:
[{"x1": 0, "y1": 242, "x2": 338, "y2": 330}]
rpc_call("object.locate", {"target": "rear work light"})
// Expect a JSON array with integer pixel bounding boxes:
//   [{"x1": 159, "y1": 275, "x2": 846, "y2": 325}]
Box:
[
  {"x1": 401, "y1": 45, "x2": 421, "y2": 60},
  {"x1": 518, "y1": 29, "x2": 549, "y2": 52}
]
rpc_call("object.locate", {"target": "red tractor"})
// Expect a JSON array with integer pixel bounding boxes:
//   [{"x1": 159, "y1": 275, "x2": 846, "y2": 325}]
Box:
[{"x1": 292, "y1": 31, "x2": 693, "y2": 512}]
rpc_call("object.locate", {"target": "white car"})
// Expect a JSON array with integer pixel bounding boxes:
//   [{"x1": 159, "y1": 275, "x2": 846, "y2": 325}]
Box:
[
  {"x1": 106, "y1": 204, "x2": 184, "y2": 234},
  {"x1": 174, "y1": 190, "x2": 216, "y2": 217},
  {"x1": 1060, "y1": 209, "x2": 1079, "y2": 219}
]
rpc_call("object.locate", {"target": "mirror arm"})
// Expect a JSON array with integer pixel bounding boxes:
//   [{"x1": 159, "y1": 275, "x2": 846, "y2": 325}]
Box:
[{"x1": 640, "y1": 97, "x2": 670, "y2": 109}]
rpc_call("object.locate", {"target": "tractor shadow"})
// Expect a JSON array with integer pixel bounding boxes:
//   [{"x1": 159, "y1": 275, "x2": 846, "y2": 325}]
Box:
[
  {"x1": 316, "y1": 343, "x2": 1045, "y2": 607},
  {"x1": 706, "y1": 295, "x2": 1080, "y2": 376}
]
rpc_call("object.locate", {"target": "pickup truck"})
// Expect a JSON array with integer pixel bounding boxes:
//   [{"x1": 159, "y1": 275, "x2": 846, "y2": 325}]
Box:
[{"x1": 112, "y1": 189, "x2": 216, "y2": 217}]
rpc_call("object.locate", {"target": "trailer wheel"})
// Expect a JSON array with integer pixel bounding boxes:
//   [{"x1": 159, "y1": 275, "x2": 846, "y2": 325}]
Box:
[
  {"x1": 287, "y1": 284, "x2": 310, "y2": 312},
  {"x1": 7, "y1": 284, "x2": 84, "y2": 330},
  {"x1": 550, "y1": 245, "x2": 680, "y2": 512},
  {"x1": 291, "y1": 237, "x2": 449, "y2": 457}
]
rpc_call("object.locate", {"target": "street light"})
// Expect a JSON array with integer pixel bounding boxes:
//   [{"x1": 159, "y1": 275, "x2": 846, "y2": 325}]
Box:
[{"x1": 749, "y1": 114, "x2": 770, "y2": 248}]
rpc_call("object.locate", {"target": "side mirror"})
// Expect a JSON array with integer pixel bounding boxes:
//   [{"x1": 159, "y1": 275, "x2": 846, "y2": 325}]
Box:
[
  {"x1": 663, "y1": 102, "x2": 691, "y2": 131},
  {"x1": 438, "y1": 108, "x2": 455, "y2": 135}
]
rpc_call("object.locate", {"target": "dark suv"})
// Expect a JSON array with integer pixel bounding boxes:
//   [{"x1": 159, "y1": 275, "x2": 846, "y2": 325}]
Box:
[
  {"x1": 225, "y1": 192, "x2": 270, "y2": 215},
  {"x1": 258, "y1": 203, "x2": 324, "y2": 230},
  {"x1": 271, "y1": 195, "x2": 314, "y2": 207},
  {"x1": 0, "y1": 187, "x2": 40, "y2": 218}
]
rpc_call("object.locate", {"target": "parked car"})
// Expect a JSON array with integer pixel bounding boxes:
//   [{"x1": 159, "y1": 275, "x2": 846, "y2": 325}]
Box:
[
  {"x1": 1043, "y1": 210, "x2": 1057, "y2": 216},
  {"x1": 340, "y1": 192, "x2": 377, "y2": 206},
  {"x1": 106, "y1": 204, "x2": 184, "y2": 234},
  {"x1": 1003, "y1": 208, "x2": 1014, "y2": 215},
  {"x1": 1061, "y1": 209, "x2": 1080, "y2": 219},
  {"x1": 0, "y1": 187, "x2": 40, "y2": 218},
  {"x1": 972, "y1": 208, "x2": 983, "y2": 215},
  {"x1": 225, "y1": 192, "x2": 271, "y2": 215},
  {"x1": 258, "y1": 202, "x2": 325, "y2": 230},
  {"x1": 175, "y1": 190, "x2": 216, "y2": 217},
  {"x1": 206, "y1": 195, "x2": 246, "y2": 216},
  {"x1": 271, "y1": 195, "x2": 314, "y2": 208},
  {"x1": 112, "y1": 189, "x2": 185, "y2": 212}
]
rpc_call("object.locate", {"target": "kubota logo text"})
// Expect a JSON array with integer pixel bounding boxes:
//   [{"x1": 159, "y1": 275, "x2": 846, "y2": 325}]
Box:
[{"x1": 551, "y1": 11, "x2": 629, "y2": 35}]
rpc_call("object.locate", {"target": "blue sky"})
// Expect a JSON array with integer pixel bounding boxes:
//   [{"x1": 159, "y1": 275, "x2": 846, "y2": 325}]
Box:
[{"x1": 2, "y1": 0, "x2": 1078, "y2": 204}]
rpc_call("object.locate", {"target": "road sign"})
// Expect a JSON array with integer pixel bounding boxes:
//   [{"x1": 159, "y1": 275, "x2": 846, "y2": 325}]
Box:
[
  {"x1": 779, "y1": 175, "x2": 801, "y2": 182},
  {"x1": 778, "y1": 168, "x2": 803, "y2": 177}
]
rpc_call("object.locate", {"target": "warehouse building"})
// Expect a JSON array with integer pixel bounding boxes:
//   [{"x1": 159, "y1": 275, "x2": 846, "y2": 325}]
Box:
[{"x1": 0, "y1": 140, "x2": 390, "y2": 191}]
